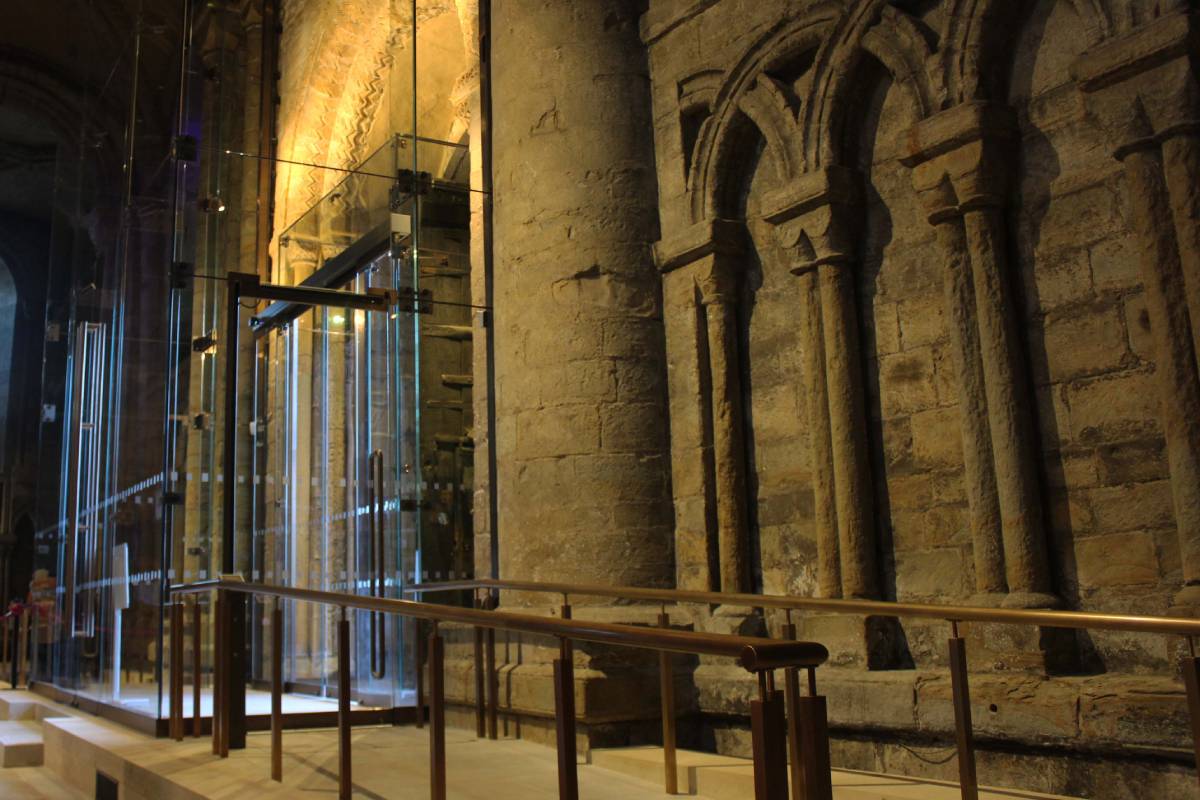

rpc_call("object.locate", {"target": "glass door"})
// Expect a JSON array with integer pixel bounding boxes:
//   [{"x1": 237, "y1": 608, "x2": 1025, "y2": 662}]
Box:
[{"x1": 251, "y1": 250, "x2": 415, "y2": 710}]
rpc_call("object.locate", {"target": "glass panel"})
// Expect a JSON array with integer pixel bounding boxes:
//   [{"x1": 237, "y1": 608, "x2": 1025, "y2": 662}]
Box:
[
  {"x1": 26, "y1": 0, "x2": 491, "y2": 724},
  {"x1": 246, "y1": 247, "x2": 417, "y2": 708}
]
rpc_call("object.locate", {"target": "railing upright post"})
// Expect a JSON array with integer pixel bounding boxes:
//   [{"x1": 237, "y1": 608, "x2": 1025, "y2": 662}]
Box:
[
  {"x1": 271, "y1": 599, "x2": 283, "y2": 782},
  {"x1": 485, "y1": 593, "x2": 498, "y2": 739},
  {"x1": 222, "y1": 589, "x2": 247, "y2": 752},
  {"x1": 750, "y1": 671, "x2": 789, "y2": 800},
  {"x1": 781, "y1": 617, "x2": 803, "y2": 800},
  {"x1": 17, "y1": 609, "x2": 28, "y2": 688},
  {"x1": 171, "y1": 601, "x2": 184, "y2": 741},
  {"x1": 416, "y1": 618, "x2": 425, "y2": 729},
  {"x1": 795, "y1": 667, "x2": 833, "y2": 800},
  {"x1": 192, "y1": 599, "x2": 202, "y2": 737},
  {"x1": 474, "y1": 593, "x2": 486, "y2": 738},
  {"x1": 554, "y1": 601, "x2": 579, "y2": 800},
  {"x1": 212, "y1": 592, "x2": 223, "y2": 755},
  {"x1": 190, "y1": 599, "x2": 200, "y2": 738},
  {"x1": 429, "y1": 622, "x2": 447, "y2": 800},
  {"x1": 338, "y1": 607, "x2": 351, "y2": 800},
  {"x1": 658, "y1": 610, "x2": 678, "y2": 795},
  {"x1": 1180, "y1": 644, "x2": 1200, "y2": 792},
  {"x1": 948, "y1": 623, "x2": 979, "y2": 800},
  {"x1": 30, "y1": 607, "x2": 38, "y2": 681}
]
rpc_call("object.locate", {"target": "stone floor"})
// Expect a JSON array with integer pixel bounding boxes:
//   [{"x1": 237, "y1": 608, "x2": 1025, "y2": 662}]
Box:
[
  {"x1": 0, "y1": 764, "x2": 85, "y2": 799},
  {"x1": 0, "y1": 686, "x2": 1082, "y2": 799}
]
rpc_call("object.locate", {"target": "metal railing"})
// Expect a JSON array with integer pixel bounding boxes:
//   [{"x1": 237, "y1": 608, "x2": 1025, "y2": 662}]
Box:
[
  {"x1": 405, "y1": 577, "x2": 1200, "y2": 800},
  {"x1": 167, "y1": 579, "x2": 832, "y2": 800},
  {"x1": 0, "y1": 606, "x2": 32, "y2": 688}
]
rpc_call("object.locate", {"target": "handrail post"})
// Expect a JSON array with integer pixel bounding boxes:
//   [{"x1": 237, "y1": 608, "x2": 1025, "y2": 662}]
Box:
[
  {"x1": 658, "y1": 609, "x2": 678, "y2": 794},
  {"x1": 948, "y1": 622, "x2": 979, "y2": 800},
  {"x1": 192, "y1": 599, "x2": 202, "y2": 737},
  {"x1": 1180, "y1": 642, "x2": 1200, "y2": 792},
  {"x1": 170, "y1": 601, "x2": 184, "y2": 741},
  {"x1": 271, "y1": 598, "x2": 283, "y2": 782},
  {"x1": 415, "y1": 618, "x2": 425, "y2": 729},
  {"x1": 750, "y1": 670, "x2": 789, "y2": 800},
  {"x1": 338, "y1": 607, "x2": 351, "y2": 800},
  {"x1": 795, "y1": 667, "x2": 833, "y2": 800},
  {"x1": 485, "y1": 593, "x2": 498, "y2": 739},
  {"x1": 224, "y1": 589, "x2": 248, "y2": 751},
  {"x1": 473, "y1": 592, "x2": 486, "y2": 738},
  {"x1": 429, "y1": 621, "x2": 447, "y2": 800},
  {"x1": 554, "y1": 603, "x2": 579, "y2": 800},
  {"x1": 781, "y1": 617, "x2": 803, "y2": 800},
  {"x1": 212, "y1": 592, "x2": 223, "y2": 755},
  {"x1": 17, "y1": 609, "x2": 28, "y2": 688}
]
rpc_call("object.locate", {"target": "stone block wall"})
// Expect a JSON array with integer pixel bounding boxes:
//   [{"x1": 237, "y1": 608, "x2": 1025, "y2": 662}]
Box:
[{"x1": 266, "y1": 0, "x2": 1200, "y2": 796}]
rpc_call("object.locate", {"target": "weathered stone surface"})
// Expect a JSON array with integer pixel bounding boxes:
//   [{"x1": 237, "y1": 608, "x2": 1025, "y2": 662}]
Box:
[{"x1": 270, "y1": 0, "x2": 1200, "y2": 796}]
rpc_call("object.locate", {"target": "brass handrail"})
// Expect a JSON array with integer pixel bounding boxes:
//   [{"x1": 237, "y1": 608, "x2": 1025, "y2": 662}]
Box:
[
  {"x1": 165, "y1": 578, "x2": 831, "y2": 800},
  {"x1": 405, "y1": 576, "x2": 1200, "y2": 800},
  {"x1": 172, "y1": 579, "x2": 827, "y2": 670},
  {"x1": 404, "y1": 577, "x2": 1200, "y2": 637}
]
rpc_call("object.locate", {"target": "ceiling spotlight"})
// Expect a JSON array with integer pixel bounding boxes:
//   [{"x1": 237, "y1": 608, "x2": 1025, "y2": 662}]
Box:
[{"x1": 199, "y1": 196, "x2": 226, "y2": 213}]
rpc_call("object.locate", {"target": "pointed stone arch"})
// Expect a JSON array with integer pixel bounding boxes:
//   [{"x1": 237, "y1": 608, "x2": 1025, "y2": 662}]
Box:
[{"x1": 937, "y1": 0, "x2": 1114, "y2": 105}]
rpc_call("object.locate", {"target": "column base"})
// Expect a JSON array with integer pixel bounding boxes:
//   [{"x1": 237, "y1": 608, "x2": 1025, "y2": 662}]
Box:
[
  {"x1": 797, "y1": 613, "x2": 907, "y2": 670},
  {"x1": 1000, "y1": 591, "x2": 1061, "y2": 610},
  {"x1": 1169, "y1": 584, "x2": 1200, "y2": 615}
]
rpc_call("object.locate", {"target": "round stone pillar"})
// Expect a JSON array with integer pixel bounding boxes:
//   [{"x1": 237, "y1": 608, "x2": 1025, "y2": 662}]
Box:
[{"x1": 491, "y1": 0, "x2": 673, "y2": 594}]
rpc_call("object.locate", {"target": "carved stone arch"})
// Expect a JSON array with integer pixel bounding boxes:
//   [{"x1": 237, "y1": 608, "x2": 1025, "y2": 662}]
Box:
[
  {"x1": 939, "y1": 0, "x2": 1113, "y2": 104},
  {"x1": 686, "y1": 6, "x2": 841, "y2": 225},
  {"x1": 273, "y1": 0, "x2": 375, "y2": 235},
  {"x1": 798, "y1": 1, "x2": 941, "y2": 171},
  {"x1": 0, "y1": 48, "x2": 122, "y2": 188},
  {"x1": 677, "y1": 69, "x2": 723, "y2": 187}
]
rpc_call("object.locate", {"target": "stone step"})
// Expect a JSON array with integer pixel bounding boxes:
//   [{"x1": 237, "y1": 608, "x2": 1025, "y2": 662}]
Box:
[
  {"x1": 0, "y1": 720, "x2": 44, "y2": 767},
  {"x1": 0, "y1": 764, "x2": 87, "y2": 799},
  {"x1": 0, "y1": 691, "x2": 74, "y2": 722},
  {"x1": 591, "y1": 746, "x2": 1082, "y2": 800}
]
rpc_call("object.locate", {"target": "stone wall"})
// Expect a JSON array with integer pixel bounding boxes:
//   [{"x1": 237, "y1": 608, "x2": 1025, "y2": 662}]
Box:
[
  {"x1": 641, "y1": 0, "x2": 1200, "y2": 796},
  {"x1": 266, "y1": 0, "x2": 1200, "y2": 796},
  {"x1": 645, "y1": 0, "x2": 1200, "y2": 652}
]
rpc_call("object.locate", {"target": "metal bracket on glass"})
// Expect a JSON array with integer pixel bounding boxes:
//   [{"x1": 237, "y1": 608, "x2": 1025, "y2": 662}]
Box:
[
  {"x1": 170, "y1": 261, "x2": 194, "y2": 289},
  {"x1": 172, "y1": 135, "x2": 198, "y2": 162},
  {"x1": 396, "y1": 287, "x2": 433, "y2": 315},
  {"x1": 392, "y1": 169, "x2": 432, "y2": 204},
  {"x1": 192, "y1": 332, "x2": 217, "y2": 353}
]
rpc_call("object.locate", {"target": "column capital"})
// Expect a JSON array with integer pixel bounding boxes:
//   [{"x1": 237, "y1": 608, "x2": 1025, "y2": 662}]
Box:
[
  {"x1": 903, "y1": 102, "x2": 1017, "y2": 221},
  {"x1": 1072, "y1": 10, "x2": 1200, "y2": 158},
  {"x1": 653, "y1": 218, "x2": 746, "y2": 274},
  {"x1": 757, "y1": 167, "x2": 859, "y2": 277}
]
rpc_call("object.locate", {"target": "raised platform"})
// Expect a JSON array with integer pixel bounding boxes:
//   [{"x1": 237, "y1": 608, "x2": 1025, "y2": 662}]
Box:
[
  {"x1": 593, "y1": 746, "x2": 1080, "y2": 800},
  {"x1": 0, "y1": 685, "x2": 1084, "y2": 800}
]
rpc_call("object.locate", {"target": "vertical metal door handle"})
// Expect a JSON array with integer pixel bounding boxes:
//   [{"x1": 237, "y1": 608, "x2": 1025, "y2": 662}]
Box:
[{"x1": 369, "y1": 450, "x2": 387, "y2": 679}]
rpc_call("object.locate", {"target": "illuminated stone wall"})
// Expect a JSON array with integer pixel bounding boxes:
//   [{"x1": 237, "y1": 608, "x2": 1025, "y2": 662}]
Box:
[{"x1": 271, "y1": 1, "x2": 1200, "y2": 796}]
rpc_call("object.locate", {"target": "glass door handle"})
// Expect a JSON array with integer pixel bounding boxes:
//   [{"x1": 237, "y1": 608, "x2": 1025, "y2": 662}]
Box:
[{"x1": 369, "y1": 449, "x2": 387, "y2": 679}]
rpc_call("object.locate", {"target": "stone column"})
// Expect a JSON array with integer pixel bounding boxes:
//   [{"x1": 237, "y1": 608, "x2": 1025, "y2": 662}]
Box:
[
  {"x1": 817, "y1": 260, "x2": 876, "y2": 599},
  {"x1": 928, "y1": 206, "x2": 1005, "y2": 597},
  {"x1": 961, "y1": 201, "x2": 1051, "y2": 605},
  {"x1": 655, "y1": 219, "x2": 746, "y2": 593},
  {"x1": 796, "y1": 268, "x2": 841, "y2": 598},
  {"x1": 491, "y1": 0, "x2": 673, "y2": 594},
  {"x1": 1074, "y1": 15, "x2": 1200, "y2": 609},
  {"x1": 697, "y1": 257, "x2": 750, "y2": 593},
  {"x1": 766, "y1": 167, "x2": 877, "y2": 599},
  {"x1": 905, "y1": 104, "x2": 1054, "y2": 608},
  {"x1": 1120, "y1": 140, "x2": 1200, "y2": 608},
  {"x1": 1161, "y1": 129, "x2": 1200, "y2": 383}
]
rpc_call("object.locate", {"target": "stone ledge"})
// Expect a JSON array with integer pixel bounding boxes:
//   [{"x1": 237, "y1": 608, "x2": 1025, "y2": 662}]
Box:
[{"x1": 694, "y1": 664, "x2": 1192, "y2": 755}]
